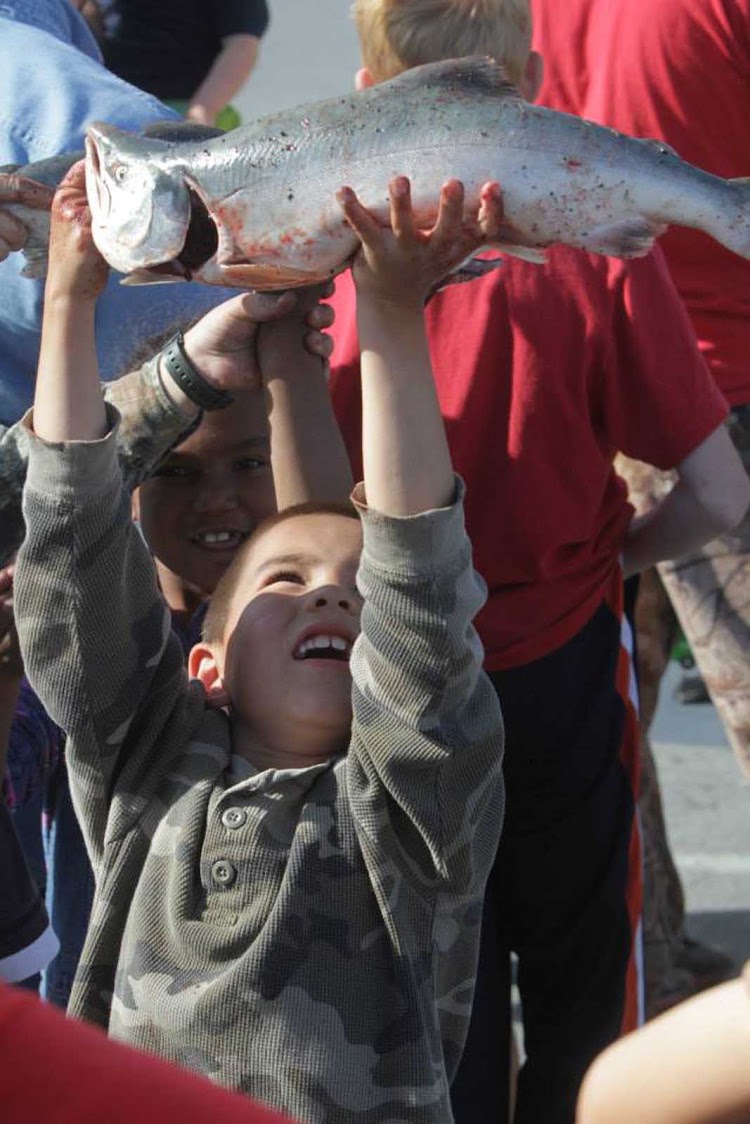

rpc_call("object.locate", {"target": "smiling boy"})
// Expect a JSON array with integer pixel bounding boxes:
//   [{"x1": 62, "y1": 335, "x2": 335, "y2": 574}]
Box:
[{"x1": 15, "y1": 166, "x2": 505, "y2": 1123}]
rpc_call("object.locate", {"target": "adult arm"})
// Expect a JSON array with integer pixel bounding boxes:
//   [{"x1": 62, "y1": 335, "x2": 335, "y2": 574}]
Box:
[
  {"x1": 622, "y1": 422, "x2": 750, "y2": 576},
  {"x1": 601, "y1": 250, "x2": 748, "y2": 573},
  {"x1": 576, "y1": 972, "x2": 750, "y2": 1124},
  {"x1": 0, "y1": 291, "x2": 334, "y2": 566},
  {"x1": 188, "y1": 35, "x2": 262, "y2": 126}
]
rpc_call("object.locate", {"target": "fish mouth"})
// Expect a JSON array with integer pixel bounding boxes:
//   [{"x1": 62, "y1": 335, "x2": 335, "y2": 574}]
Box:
[
  {"x1": 131, "y1": 185, "x2": 220, "y2": 281},
  {"x1": 85, "y1": 136, "x2": 110, "y2": 221},
  {"x1": 177, "y1": 186, "x2": 219, "y2": 274}
]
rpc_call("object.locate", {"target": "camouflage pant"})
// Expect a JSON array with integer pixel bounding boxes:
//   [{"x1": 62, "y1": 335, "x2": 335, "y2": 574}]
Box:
[{"x1": 617, "y1": 405, "x2": 750, "y2": 1014}]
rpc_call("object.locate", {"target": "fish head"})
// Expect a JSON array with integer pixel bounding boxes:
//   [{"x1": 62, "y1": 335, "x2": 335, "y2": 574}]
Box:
[{"x1": 85, "y1": 122, "x2": 191, "y2": 275}]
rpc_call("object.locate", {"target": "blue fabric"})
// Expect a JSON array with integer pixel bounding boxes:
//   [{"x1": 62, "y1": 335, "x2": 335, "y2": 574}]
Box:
[
  {"x1": 0, "y1": 0, "x2": 241, "y2": 424},
  {"x1": 41, "y1": 764, "x2": 96, "y2": 1008}
]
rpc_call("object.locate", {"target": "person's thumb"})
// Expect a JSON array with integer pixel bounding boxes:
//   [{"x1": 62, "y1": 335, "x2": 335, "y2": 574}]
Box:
[{"x1": 237, "y1": 290, "x2": 296, "y2": 325}]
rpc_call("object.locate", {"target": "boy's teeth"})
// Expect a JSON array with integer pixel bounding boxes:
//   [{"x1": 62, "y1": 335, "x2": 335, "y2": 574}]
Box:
[{"x1": 296, "y1": 634, "x2": 351, "y2": 657}]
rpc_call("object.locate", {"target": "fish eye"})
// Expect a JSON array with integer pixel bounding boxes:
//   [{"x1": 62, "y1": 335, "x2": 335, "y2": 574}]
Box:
[{"x1": 113, "y1": 164, "x2": 128, "y2": 184}]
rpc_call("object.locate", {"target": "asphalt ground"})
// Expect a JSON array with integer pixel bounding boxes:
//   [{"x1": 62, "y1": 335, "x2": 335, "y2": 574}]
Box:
[{"x1": 235, "y1": 0, "x2": 750, "y2": 973}]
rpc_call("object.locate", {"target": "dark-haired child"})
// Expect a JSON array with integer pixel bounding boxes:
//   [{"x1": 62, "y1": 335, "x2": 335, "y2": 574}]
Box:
[{"x1": 15, "y1": 164, "x2": 505, "y2": 1123}]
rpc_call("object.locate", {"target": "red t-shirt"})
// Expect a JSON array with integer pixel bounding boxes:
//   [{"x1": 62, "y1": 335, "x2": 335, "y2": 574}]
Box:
[
  {"x1": 0, "y1": 982, "x2": 292, "y2": 1123},
  {"x1": 532, "y1": 0, "x2": 750, "y2": 406},
  {"x1": 329, "y1": 248, "x2": 728, "y2": 669}
]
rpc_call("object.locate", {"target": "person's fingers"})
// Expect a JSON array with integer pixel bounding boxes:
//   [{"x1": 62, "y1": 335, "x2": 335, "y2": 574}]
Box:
[
  {"x1": 0, "y1": 172, "x2": 54, "y2": 210},
  {"x1": 57, "y1": 158, "x2": 87, "y2": 194},
  {"x1": 337, "y1": 185, "x2": 382, "y2": 246},
  {"x1": 304, "y1": 329, "x2": 334, "y2": 359},
  {"x1": 0, "y1": 212, "x2": 28, "y2": 256},
  {"x1": 388, "y1": 176, "x2": 417, "y2": 243},
  {"x1": 306, "y1": 302, "x2": 335, "y2": 330},
  {"x1": 236, "y1": 290, "x2": 296, "y2": 324},
  {"x1": 432, "y1": 179, "x2": 465, "y2": 243},
  {"x1": 477, "y1": 181, "x2": 505, "y2": 240}
]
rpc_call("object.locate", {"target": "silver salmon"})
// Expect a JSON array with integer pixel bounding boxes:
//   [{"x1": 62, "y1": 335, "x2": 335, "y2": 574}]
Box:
[{"x1": 78, "y1": 56, "x2": 750, "y2": 287}]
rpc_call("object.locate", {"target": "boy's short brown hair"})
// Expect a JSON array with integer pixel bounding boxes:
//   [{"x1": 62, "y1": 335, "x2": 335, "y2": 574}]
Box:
[
  {"x1": 202, "y1": 501, "x2": 361, "y2": 645},
  {"x1": 352, "y1": 0, "x2": 532, "y2": 87}
]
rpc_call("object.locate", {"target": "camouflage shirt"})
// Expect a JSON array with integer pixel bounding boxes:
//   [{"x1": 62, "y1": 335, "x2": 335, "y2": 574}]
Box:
[
  {"x1": 0, "y1": 356, "x2": 194, "y2": 566},
  {"x1": 15, "y1": 412, "x2": 505, "y2": 1124}
]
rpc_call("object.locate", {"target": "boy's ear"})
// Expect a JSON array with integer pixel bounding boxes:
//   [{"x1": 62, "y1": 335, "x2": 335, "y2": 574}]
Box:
[
  {"x1": 189, "y1": 643, "x2": 231, "y2": 708},
  {"x1": 355, "y1": 66, "x2": 375, "y2": 91},
  {"x1": 522, "y1": 50, "x2": 544, "y2": 103}
]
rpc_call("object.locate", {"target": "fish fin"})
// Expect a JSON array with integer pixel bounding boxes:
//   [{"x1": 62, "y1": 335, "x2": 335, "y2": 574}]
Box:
[
  {"x1": 200, "y1": 261, "x2": 337, "y2": 290},
  {"x1": 578, "y1": 218, "x2": 663, "y2": 259},
  {"x1": 429, "y1": 254, "x2": 506, "y2": 296},
  {"x1": 142, "y1": 120, "x2": 224, "y2": 144},
  {"x1": 387, "y1": 56, "x2": 524, "y2": 102},
  {"x1": 20, "y1": 242, "x2": 49, "y2": 280},
  {"x1": 730, "y1": 176, "x2": 750, "y2": 186},
  {"x1": 120, "y1": 269, "x2": 187, "y2": 286},
  {"x1": 492, "y1": 242, "x2": 547, "y2": 264}
]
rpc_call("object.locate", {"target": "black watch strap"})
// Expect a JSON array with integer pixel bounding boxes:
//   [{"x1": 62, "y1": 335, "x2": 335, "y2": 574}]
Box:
[{"x1": 160, "y1": 331, "x2": 234, "y2": 411}]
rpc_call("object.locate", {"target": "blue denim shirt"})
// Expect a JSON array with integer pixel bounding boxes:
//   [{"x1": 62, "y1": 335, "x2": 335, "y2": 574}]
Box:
[{"x1": 0, "y1": 1, "x2": 240, "y2": 424}]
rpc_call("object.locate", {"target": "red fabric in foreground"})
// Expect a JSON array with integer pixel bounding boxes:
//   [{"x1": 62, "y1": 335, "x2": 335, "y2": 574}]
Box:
[
  {"x1": 532, "y1": 0, "x2": 750, "y2": 406},
  {"x1": 0, "y1": 982, "x2": 293, "y2": 1123}
]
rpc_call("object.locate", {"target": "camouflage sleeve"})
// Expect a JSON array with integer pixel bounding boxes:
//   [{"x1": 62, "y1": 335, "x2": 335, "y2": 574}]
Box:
[
  {"x1": 14, "y1": 408, "x2": 192, "y2": 867},
  {"x1": 347, "y1": 478, "x2": 505, "y2": 906},
  {"x1": 0, "y1": 357, "x2": 195, "y2": 568},
  {"x1": 104, "y1": 355, "x2": 198, "y2": 493}
]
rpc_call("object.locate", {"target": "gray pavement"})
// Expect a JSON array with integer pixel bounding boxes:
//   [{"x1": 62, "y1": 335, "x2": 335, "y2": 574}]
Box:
[
  {"x1": 235, "y1": 1, "x2": 750, "y2": 975},
  {"x1": 651, "y1": 663, "x2": 749, "y2": 969}
]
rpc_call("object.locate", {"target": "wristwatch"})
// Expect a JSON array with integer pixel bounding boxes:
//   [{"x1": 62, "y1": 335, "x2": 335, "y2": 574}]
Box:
[{"x1": 160, "y1": 331, "x2": 234, "y2": 411}]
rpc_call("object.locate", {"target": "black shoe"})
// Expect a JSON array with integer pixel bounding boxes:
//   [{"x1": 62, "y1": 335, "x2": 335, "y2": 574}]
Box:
[{"x1": 673, "y1": 673, "x2": 710, "y2": 705}]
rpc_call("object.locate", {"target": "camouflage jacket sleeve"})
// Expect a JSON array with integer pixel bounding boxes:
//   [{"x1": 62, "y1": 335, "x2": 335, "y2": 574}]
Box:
[
  {"x1": 347, "y1": 479, "x2": 505, "y2": 913},
  {"x1": 0, "y1": 358, "x2": 195, "y2": 567},
  {"x1": 14, "y1": 408, "x2": 197, "y2": 867}
]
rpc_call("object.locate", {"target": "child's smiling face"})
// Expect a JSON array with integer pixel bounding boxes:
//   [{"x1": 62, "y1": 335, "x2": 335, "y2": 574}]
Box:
[
  {"x1": 132, "y1": 390, "x2": 276, "y2": 599},
  {"x1": 198, "y1": 510, "x2": 364, "y2": 762}
]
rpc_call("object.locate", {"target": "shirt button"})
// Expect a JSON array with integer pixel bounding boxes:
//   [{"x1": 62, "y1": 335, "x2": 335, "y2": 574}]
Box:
[
  {"x1": 211, "y1": 860, "x2": 237, "y2": 887},
  {"x1": 221, "y1": 807, "x2": 247, "y2": 830}
]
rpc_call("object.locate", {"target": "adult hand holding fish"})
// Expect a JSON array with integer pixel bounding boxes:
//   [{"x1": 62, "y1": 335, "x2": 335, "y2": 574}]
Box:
[{"x1": 0, "y1": 173, "x2": 54, "y2": 266}]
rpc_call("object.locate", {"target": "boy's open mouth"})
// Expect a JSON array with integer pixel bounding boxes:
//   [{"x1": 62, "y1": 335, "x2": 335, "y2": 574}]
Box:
[{"x1": 293, "y1": 633, "x2": 353, "y2": 662}]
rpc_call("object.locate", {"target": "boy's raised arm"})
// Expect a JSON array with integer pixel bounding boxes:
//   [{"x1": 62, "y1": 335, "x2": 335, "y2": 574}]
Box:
[
  {"x1": 339, "y1": 177, "x2": 505, "y2": 912},
  {"x1": 340, "y1": 176, "x2": 503, "y2": 516},
  {"x1": 32, "y1": 164, "x2": 109, "y2": 443}
]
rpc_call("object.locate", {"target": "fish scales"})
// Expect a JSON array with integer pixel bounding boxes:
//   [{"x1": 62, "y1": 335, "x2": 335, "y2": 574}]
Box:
[{"x1": 10, "y1": 58, "x2": 750, "y2": 288}]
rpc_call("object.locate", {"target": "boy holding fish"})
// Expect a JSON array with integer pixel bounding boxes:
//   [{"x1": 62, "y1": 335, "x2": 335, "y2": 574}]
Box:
[
  {"x1": 329, "y1": 2, "x2": 750, "y2": 1122},
  {"x1": 13, "y1": 162, "x2": 506, "y2": 1123}
]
